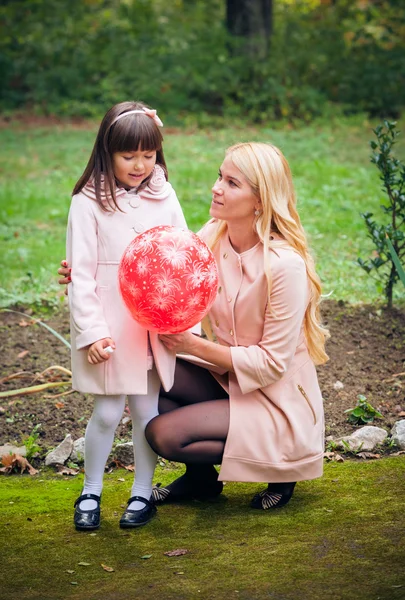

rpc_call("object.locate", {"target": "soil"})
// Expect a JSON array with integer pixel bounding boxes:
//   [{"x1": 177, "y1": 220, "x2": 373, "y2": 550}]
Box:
[{"x1": 0, "y1": 300, "x2": 404, "y2": 454}]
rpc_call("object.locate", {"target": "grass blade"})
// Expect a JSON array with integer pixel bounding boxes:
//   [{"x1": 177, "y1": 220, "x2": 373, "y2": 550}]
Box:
[{"x1": 1, "y1": 309, "x2": 71, "y2": 349}]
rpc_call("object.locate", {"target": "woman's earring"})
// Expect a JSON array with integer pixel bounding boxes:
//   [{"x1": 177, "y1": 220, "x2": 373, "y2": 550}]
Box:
[{"x1": 254, "y1": 209, "x2": 261, "y2": 217}]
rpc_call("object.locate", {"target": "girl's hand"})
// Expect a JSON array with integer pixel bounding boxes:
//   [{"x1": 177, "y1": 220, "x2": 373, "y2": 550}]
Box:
[
  {"x1": 88, "y1": 338, "x2": 116, "y2": 364},
  {"x1": 58, "y1": 260, "x2": 71, "y2": 295},
  {"x1": 158, "y1": 332, "x2": 195, "y2": 353}
]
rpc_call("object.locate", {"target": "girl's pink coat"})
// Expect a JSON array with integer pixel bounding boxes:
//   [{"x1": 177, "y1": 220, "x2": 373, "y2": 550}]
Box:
[
  {"x1": 186, "y1": 221, "x2": 325, "y2": 483},
  {"x1": 66, "y1": 168, "x2": 187, "y2": 395}
]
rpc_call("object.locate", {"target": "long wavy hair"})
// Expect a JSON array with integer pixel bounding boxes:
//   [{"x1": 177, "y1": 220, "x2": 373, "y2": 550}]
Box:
[
  {"x1": 73, "y1": 101, "x2": 167, "y2": 211},
  {"x1": 207, "y1": 142, "x2": 329, "y2": 365}
]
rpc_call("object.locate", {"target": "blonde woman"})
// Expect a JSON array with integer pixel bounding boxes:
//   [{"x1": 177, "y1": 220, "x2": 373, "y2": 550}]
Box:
[
  {"x1": 59, "y1": 142, "x2": 329, "y2": 510},
  {"x1": 146, "y1": 142, "x2": 329, "y2": 509}
]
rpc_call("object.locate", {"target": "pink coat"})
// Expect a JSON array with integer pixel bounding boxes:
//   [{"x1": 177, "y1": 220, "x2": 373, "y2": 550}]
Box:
[
  {"x1": 66, "y1": 166, "x2": 187, "y2": 395},
  {"x1": 193, "y1": 221, "x2": 325, "y2": 483}
]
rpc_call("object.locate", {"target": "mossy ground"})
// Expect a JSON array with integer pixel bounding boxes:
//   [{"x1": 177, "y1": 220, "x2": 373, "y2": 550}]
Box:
[{"x1": 1, "y1": 458, "x2": 404, "y2": 600}]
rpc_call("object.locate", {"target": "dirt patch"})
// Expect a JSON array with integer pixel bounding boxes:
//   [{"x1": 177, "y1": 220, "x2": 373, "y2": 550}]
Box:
[{"x1": 0, "y1": 301, "x2": 404, "y2": 452}]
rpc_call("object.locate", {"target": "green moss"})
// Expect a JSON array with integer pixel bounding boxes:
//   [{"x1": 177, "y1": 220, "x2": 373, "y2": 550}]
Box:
[{"x1": 1, "y1": 458, "x2": 405, "y2": 600}]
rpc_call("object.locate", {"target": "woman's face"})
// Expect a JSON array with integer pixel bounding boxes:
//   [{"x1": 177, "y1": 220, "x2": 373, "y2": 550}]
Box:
[{"x1": 209, "y1": 155, "x2": 260, "y2": 224}]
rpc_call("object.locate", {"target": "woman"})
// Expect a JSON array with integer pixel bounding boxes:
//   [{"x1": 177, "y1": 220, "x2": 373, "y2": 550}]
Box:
[{"x1": 59, "y1": 141, "x2": 329, "y2": 510}]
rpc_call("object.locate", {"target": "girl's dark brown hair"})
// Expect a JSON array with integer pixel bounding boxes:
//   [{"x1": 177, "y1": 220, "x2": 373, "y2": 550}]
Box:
[{"x1": 73, "y1": 101, "x2": 167, "y2": 211}]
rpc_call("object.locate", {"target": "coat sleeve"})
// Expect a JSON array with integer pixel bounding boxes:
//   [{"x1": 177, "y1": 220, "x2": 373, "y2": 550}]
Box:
[
  {"x1": 230, "y1": 250, "x2": 309, "y2": 394},
  {"x1": 66, "y1": 195, "x2": 111, "y2": 350}
]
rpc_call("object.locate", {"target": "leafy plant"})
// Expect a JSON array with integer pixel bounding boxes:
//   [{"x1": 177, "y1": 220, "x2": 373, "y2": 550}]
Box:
[
  {"x1": 357, "y1": 121, "x2": 405, "y2": 308},
  {"x1": 22, "y1": 424, "x2": 42, "y2": 461},
  {"x1": 344, "y1": 394, "x2": 383, "y2": 425}
]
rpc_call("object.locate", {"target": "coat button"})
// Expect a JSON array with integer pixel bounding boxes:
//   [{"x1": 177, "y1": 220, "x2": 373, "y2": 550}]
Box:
[
  {"x1": 133, "y1": 223, "x2": 146, "y2": 233},
  {"x1": 223, "y1": 253, "x2": 228, "y2": 259},
  {"x1": 227, "y1": 297, "x2": 232, "y2": 303},
  {"x1": 218, "y1": 286, "x2": 222, "y2": 293},
  {"x1": 229, "y1": 329, "x2": 234, "y2": 336},
  {"x1": 215, "y1": 320, "x2": 219, "y2": 327},
  {"x1": 129, "y1": 196, "x2": 141, "y2": 208}
]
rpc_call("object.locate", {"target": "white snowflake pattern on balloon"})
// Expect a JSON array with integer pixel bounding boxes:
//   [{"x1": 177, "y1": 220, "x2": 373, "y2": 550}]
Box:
[
  {"x1": 133, "y1": 231, "x2": 156, "y2": 255},
  {"x1": 159, "y1": 239, "x2": 192, "y2": 269},
  {"x1": 204, "y1": 263, "x2": 219, "y2": 287},
  {"x1": 186, "y1": 291, "x2": 204, "y2": 309},
  {"x1": 121, "y1": 282, "x2": 142, "y2": 301},
  {"x1": 148, "y1": 292, "x2": 176, "y2": 311},
  {"x1": 151, "y1": 269, "x2": 181, "y2": 295},
  {"x1": 171, "y1": 305, "x2": 195, "y2": 324},
  {"x1": 197, "y1": 245, "x2": 210, "y2": 261},
  {"x1": 136, "y1": 256, "x2": 151, "y2": 275},
  {"x1": 185, "y1": 262, "x2": 208, "y2": 289}
]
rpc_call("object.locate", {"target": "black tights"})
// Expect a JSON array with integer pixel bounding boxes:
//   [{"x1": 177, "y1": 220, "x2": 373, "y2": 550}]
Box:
[{"x1": 145, "y1": 360, "x2": 229, "y2": 465}]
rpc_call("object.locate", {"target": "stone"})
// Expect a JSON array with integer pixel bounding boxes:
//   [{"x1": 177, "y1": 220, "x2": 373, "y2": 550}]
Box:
[
  {"x1": 333, "y1": 381, "x2": 344, "y2": 391},
  {"x1": 70, "y1": 437, "x2": 85, "y2": 463},
  {"x1": 45, "y1": 434, "x2": 73, "y2": 466},
  {"x1": 337, "y1": 426, "x2": 388, "y2": 452},
  {"x1": 0, "y1": 443, "x2": 27, "y2": 457},
  {"x1": 114, "y1": 442, "x2": 134, "y2": 465},
  {"x1": 391, "y1": 420, "x2": 405, "y2": 450}
]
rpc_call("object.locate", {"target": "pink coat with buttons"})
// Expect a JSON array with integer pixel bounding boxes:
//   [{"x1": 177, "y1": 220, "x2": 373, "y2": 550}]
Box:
[
  {"x1": 66, "y1": 166, "x2": 187, "y2": 395},
  {"x1": 188, "y1": 220, "x2": 325, "y2": 483}
]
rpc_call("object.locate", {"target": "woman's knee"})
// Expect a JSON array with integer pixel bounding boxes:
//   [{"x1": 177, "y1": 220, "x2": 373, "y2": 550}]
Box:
[{"x1": 145, "y1": 416, "x2": 176, "y2": 458}]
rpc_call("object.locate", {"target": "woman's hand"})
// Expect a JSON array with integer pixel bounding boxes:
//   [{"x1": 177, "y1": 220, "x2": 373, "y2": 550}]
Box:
[
  {"x1": 87, "y1": 338, "x2": 116, "y2": 364},
  {"x1": 159, "y1": 331, "x2": 196, "y2": 354},
  {"x1": 58, "y1": 260, "x2": 71, "y2": 294}
]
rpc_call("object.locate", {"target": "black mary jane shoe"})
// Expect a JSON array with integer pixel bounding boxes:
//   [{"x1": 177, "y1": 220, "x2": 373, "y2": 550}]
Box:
[
  {"x1": 74, "y1": 493, "x2": 101, "y2": 531},
  {"x1": 119, "y1": 495, "x2": 157, "y2": 529},
  {"x1": 250, "y1": 483, "x2": 296, "y2": 510}
]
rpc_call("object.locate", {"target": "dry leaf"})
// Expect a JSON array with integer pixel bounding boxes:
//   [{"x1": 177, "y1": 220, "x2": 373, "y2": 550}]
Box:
[
  {"x1": 335, "y1": 454, "x2": 345, "y2": 462},
  {"x1": 56, "y1": 465, "x2": 79, "y2": 476},
  {"x1": 78, "y1": 562, "x2": 91, "y2": 566},
  {"x1": 54, "y1": 402, "x2": 65, "y2": 409},
  {"x1": 18, "y1": 320, "x2": 31, "y2": 327},
  {"x1": 140, "y1": 555, "x2": 152, "y2": 560},
  {"x1": 0, "y1": 453, "x2": 38, "y2": 475},
  {"x1": 101, "y1": 564, "x2": 114, "y2": 572},
  {"x1": 357, "y1": 452, "x2": 380, "y2": 460},
  {"x1": 164, "y1": 549, "x2": 189, "y2": 557},
  {"x1": 17, "y1": 350, "x2": 29, "y2": 359}
]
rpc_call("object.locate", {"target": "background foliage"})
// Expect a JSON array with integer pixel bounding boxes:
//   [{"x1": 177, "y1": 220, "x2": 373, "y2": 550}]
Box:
[{"x1": 1, "y1": 0, "x2": 404, "y2": 122}]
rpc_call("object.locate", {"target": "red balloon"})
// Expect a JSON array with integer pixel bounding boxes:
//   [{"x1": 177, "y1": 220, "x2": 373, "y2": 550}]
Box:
[{"x1": 119, "y1": 225, "x2": 219, "y2": 334}]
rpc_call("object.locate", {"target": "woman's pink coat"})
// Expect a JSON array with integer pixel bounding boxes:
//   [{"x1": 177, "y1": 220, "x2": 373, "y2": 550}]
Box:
[
  {"x1": 191, "y1": 221, "x2": 325, "y2": 483},
  {"x1": 66, "y1": 166, "x2": 187, "y2": 395}
]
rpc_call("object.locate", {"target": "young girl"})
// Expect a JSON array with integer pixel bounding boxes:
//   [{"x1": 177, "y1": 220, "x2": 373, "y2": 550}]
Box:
[{"x1": 66, "y1": 101, "x2": 188, "y2": 531}]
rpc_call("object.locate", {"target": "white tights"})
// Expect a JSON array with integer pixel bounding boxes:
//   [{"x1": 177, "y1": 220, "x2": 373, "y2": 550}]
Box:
[{"x1": 80, "y1": 368, "x2": 161, "y2": 511}]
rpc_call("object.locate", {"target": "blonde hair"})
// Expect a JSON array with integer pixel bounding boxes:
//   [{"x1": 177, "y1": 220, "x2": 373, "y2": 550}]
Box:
[{"x1": 207, "y1": 142, "x2": 329, "y2": 365}]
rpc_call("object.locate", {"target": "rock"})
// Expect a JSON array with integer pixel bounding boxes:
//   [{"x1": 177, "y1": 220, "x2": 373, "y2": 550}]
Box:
[
  {"x1": 394, "y1": 405, "x2": 403, "y2": 413},
  {"x1": 391, "y1": 420, "x2": 405, "y2": 449},
  {"x1": 45, "y1": 434, "x2": 73, "y2": 466},
  {"x1": 114, "y1": 442, "x2": 134, "y2": 465},
  {"x1": 0, "y1": 443, "x2": 27, "y2": 457},
  {"x1": 121, "y1": 416, "x2": 131, "y2": 425},
  {"x1": 337, "y1": 426, "x2": 388, "y2": 452},
  {"x1": 333, "y1": 381, "x2": 344, "y2": 391},
  {"x1": 70, "y1": 437, "x2": 85, "y2": 463}
]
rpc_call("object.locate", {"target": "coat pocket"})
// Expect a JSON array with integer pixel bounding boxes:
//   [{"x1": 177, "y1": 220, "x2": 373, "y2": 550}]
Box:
[{"x1": 297, "y1": 384, "x2": 317, "y2": 425}]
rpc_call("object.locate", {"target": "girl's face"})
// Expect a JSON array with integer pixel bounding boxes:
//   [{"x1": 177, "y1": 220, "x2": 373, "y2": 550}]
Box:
[
  {"x1": 112, "y1": 149, "x2": 157, "y2": 189},
  {"x1": 210, "y1": 155, "x2": 260, "y2": 224}
]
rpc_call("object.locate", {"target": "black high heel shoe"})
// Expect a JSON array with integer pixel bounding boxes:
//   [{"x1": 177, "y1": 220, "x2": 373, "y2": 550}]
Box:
[
  {"x1": 119, "y1": 496, "x2": 157, "y2": 528},
  {"x1": 74, "y1": 493, "x2": 101, "y2": 531},
  {"x1": 151, "y1": 478, "x2": 223, "y2": 504},
  {"x1": 250, "y1": 482, "x2": 296, "y2": 510}
]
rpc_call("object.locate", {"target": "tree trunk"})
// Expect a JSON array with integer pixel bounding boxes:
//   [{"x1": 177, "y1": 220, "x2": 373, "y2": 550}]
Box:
[{"x1": 226, "y1": 0, "x2": 273, "y2": 58}]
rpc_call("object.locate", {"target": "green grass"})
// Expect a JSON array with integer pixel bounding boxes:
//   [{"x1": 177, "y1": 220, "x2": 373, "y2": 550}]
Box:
[
  {"x1": 1, "y1": 458, "x2": 404, "y2": 600},
  {"x1": 1, "y1": 116, "x2": 405, "y2": 308}
]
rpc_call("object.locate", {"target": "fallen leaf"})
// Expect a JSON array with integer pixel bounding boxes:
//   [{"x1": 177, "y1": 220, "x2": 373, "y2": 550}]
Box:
[
  {"x1": 357, "y1": 452, "x2": 380, "y2": 460},
  {"x1": 140, "y1": 555, "x2": 152, "y2": 560},
  {"x1": 117, "y1": 477, "x2": 125, "y2": 482},
  {"x1": 17, "y1": 350, "x2": 29, "y2": 359},
  {"x1": 78, "y1": 562, "x2": 91, "y2": 566},
  {"x1": 101, "y1": 564, "x2": 114, "y2": 572},
  {"x1": 70, "y1": 582, "x2": 78, "y2": 585},
  {"x1": 56, "y1": 465, "x2": 79, "y2": 476},
  {"x1": 0, "y1": 453, "x2": 38, "y2": 475},
  {"x1": 18, "y1": 320, "x2": 30, "y2": 327},
  {"x1": 346, "y1": 351, "x2": 355, "y2": 355},
  {"x1": 335, "y1": 454, "x2": 345, "y2": 462},
  {"x1": 54, "y1": 402, "x2": 65, "y2": 409},
  {"x1": 164, "y1": 549, "x2": 189, "y2": 557},
  {"x1": 66, "y1": 570, "x2": 75, "y2": 574},
  {"x1": 175, "y1": 572, "x2": 184, "y2": 575}
]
